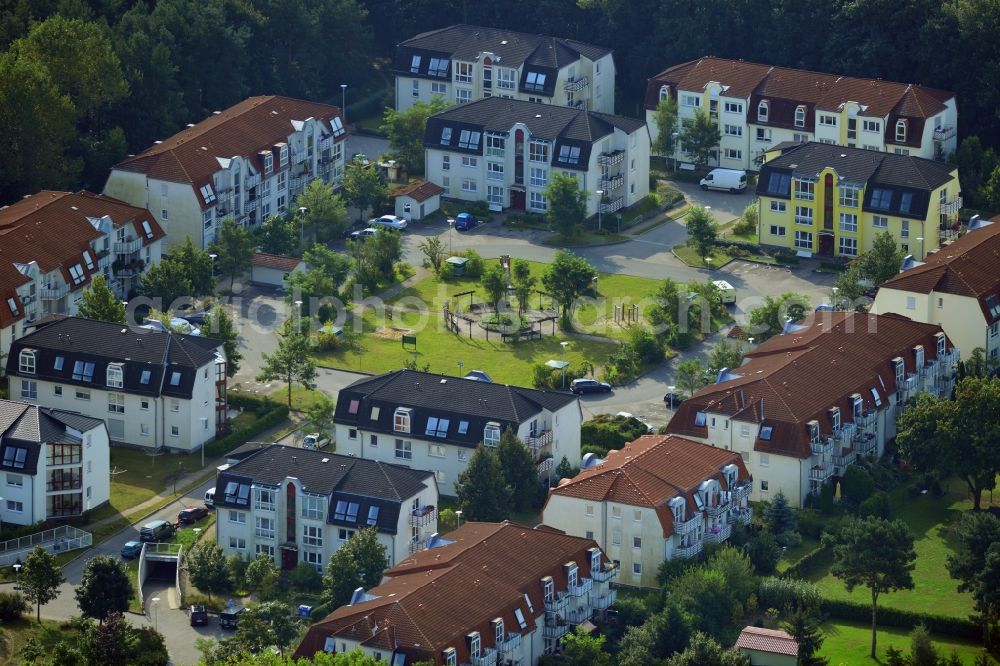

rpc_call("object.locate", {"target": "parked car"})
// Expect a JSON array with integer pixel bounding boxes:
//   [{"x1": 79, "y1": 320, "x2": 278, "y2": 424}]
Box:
[
  {"x1": 369, "y1": 214, "x2": 408, "y2": 231},
  {"x1": 182, "y1": 312, "x2": 210, "y2": 326},
  {"x1": 350, "y1": 227, "x2": 379, "y2": 240},
  {"x1": 190, "y1": 605, "x2": 209, "y2": 626},
  {"x1": 141, "y1": 317, "x2": 201, "y2": 336},
  {"x1": 570, "y1": 378, "x2": 612, "y2": 395},
  {"x1": 455, "y1": 212, "x2": 476, "y2": 231},
  {"x1": 178, "y1": 506, "x2": 210, "y2": 524},
  {"x1": 204, "y1": 487, "x2": 216, "y2": 508},
  {"x1": 120, "y1": 540, "x2": 143, "y2": 559},
  {"x1": 699, "y1": 168, "x2": 748, "y2": 193},
  {"x1": 303, "y1": 433, "x2": 321, "y2": 449},
  {"x1": 664, "y1": 392, "x2": 685, "y2": 409},
  {"x1": 219, "y1": 605, "x2": 246, "y2": 630},
  {"x1": 139, "y1": 519, "x2": 174, "y2": 542}
]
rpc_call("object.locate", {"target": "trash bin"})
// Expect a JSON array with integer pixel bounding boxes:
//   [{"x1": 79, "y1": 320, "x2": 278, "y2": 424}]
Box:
[{"x1": 298, "y1": 605, "x2": 313, "y2": 619}]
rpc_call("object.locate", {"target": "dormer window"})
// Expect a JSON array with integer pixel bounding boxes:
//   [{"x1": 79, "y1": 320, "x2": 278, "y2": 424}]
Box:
[
  {"x1": 330, "y1": 116, "x2": 345, "y2": 138},
  {"x1": 72, "y1": 360, "x2": 95, "y2": 382},
  {"x1": 141, "y1": 220, "x2": 154, "y2": 239},
  {"x1": 894, "y1": 358, "x2": 905, "y2": 385},
  {"x1": 524, "y1": 71, "x2": 546, "y2": 91},
  {"x1": 394, "y1": 408, "x2": 411, "y2": 433},
  {"x1": 483, "y1": 422, "x2": 501, "y2": 447},
  {"x1": 467, "y1": 632, "x2": 481, "y2": 658},
  {"x1": 557, "y1": 144, "x2": 581, "y2": 165},
  {"x1": 758, "y1": 100, "x2": 769, "y2": 122},
  {"x1": 440, "y1": 127, "x2": 453, "y2": 146},
  {"x1": 53, "y1": 355, "x2": 64, "y2": 371},
  {"x1": 895, "y1": 119, "x2": 907, "y2": 143},
  {"x1": 830, "y1": 407, "x2": 841, "y2": 431},
  {"x1": 566, "y1": 562, "x2": 578, "y2": 588},
  {"x1": 263, "y1": 152, "x2": 273, "y2": 174},
  {"x1": 694, "y1": 411, "x2": 707, "y2": 427},
  {"x1": 722, "y1": 463, "x2": 739, "y2": 488},
  {"x1": 199, "y1": 184, "x2": 216, "y2": 205},
  {"x1": 936, "y1": 333, "x2": 946, "y2": 356},
  {"x1": 871, "y1": 387, "x2": 882, "y2": 407},
  {"x1": 914, "y1": 345, "x2": 924, "y2": 368},
  {"x1": 542, "y1": 577, "x2": 554, "y2": 601},
  {"x1": 669, "y1": 496, "x2": 685, "y2": 522},
  {"x1": 808, "y1": 420, "x2": 819, "y2": 440},
  {"x1": 443, "y1": 648, "x2": 457, "y2": 666},
  {"x1": 493, "y1": 618, "x2": 504, "y2": 646},
  {"x1": 759, "y1": 425, "x2": 773, "y2": 440},
  {"x1": 590, "y1": 548, "x2": 601, "y2": 573},
  {"x1": 410, "y1": 54, "x2": 421, "y2": 73},
  {"x1": 170, "y1": 371, "x2": 181, "y2": 386},
  {"x1": 83, "y1": 250, "x2": 95, "y2": 271},
  {"x1": 348, "y1": 399, "x2": 359, "y2": 415},
  {"x1": 18, "y1": 350, "x2": 35, "y2": 374},
  {"x1": 853, "y1": 395, "x2": 863, "y2": 418},
  {"x1": 659, "y1": 85, "x2": 670, "y2": 101},
  {"x1": 107, "y1": 363, "x2": 123, "y2": 389},
  {"x1": 68, "y1": 264, "x2": 85, "y2": 285},
  {"x1": 6, "y1": 297, "x2": 19, "y2": 317},
  {"x1": 370, "y1": 406, "x2": 381, "y2": 420},
  {"x1": 278, "y1": 145, "x2": 289, "y2": 168}
]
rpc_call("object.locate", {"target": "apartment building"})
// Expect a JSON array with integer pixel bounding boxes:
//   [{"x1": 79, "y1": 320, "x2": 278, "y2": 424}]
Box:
[
  {"x1": 756, "y1": 142, "x2": 959, "y2": 260},
  {"x1": 394, "y1": 24, "x2": 615, "y2": 114},
  {"x1": 215, "y1": 444, "x2": 437, "y2": 571},
  {"x1": 666, "y1": 311, "x2": 958, "y2": 507},
  {"x1": 104, "y1": 96, "x2": 348, "y2": 249},
  {"x1": 5, "y1": 317, "x2": 226, "y2": 453},
  {"x1": 0, "y1": 400, "x2": 109, "y2": 526},
  {"x1": 295, "y1": 521, "x2": 619, "y2": 665},
  {"x1": 334, "y1": 369, "x2": 581, "y2": 496},
  {"x1": 542, "y1": 435, "x2": 751, "y2": 588},
  {"x1": 424, "y1": 97, "x2": 649, "y2": 216},
  {"x1": 0, "y1": 191, "x2": 164, "y2": 359},
  {"x1": 644, "y1": 56, "x2": 957, "y2": 169},
  {"x1": 875, "y1": 218, "x2": 1000, "y2": 363}
]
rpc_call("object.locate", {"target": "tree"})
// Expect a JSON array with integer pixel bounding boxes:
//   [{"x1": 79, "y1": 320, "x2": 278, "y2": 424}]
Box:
[
  {"x1": 234, "y1": 612, "x2": 273, "y2": 655},
  {"x1": 679, "y1": 109, "x2": 720, "y2": 166},
  {"x1": 765, "y1": 490, "x2": 797, "y2": 535},
  {"x1": 497, "y1": 427, "x2": 541, "y2": 513},
  {"x1": 858, "y1": 231, "x2": 904, "y2": 284},
  {"x1": 620, "y1": 599, "x2": 692, "y2": 664},
  {"x1": 202, "y1": 306, "x2": 241, "y2": 378},
  {"x1": 77, "y1": 274, "x2": 126, "y2": 324},
  {"x1": 561, "y1": 625, "x2": 613, "y2": 666},
  {"x1": 210, "y1": 217, "x2": 254, "y2": 291},
  {"x1": 651, "y1": 96, "x2": 680, "y2": 157},
  {"x1": 961, "y1": 347, "x2": 1000, "y2": 379},
  {"x1": 511, "y1": 259, "x2": 536, "y2": 317},
  {"x1": 555, "y1": 455, "x2": 575, "y2": 480},
  {"x1": 782, "y1": 608, "x2": 829, "y2": 666},
  {"x1": 286, "y1": 244, "x2": 354, "y2": 320},
  {"x1": 75, "y1": 555, "x2": 131, "y2": 624},
  {"x1": 296, "y1": 179, "x2": 350, "y2": 243},
  {"x1": 17, "y1": 547, "x2": 64, "y2": 623},
  {"x1": 419, "y1": 236, "x2": 446, "y2": 275},
  {"x1": 353, "y1": 228, "x2": 402, "y2": 289},
  {"x1": 244, "y1": 601, "x2": 301, "y2": 656},
  {"x1": 706, "y1": 340, "x2": 744, "y2": 377},
  {"x1": 482, "y1": 263, "x2": 507, "y2": 314},
  {"x1": 823, "y1": 516, "x2": 916, "y2": 658},
  {"x1": 256, "y1": 215, "x2": 299, "y2": 256},
  {"x1": 947, "y1": 512, "x2": 1000, "y2": 647},
  {"x1": 454, "y1": 445, "x2": 511, "y2": 522},
  {"x1": 344, "y1": 527, "x2": 388, "y2": 589},
  {"x1": 665, "y1": 632, "x2": 750, "y2": 666},
  {"x1": 185, "y1": 542, "x2": 230, "y2": 600},
  {"x1": 304, "y1": 393, "x2": 335, "y2": 439},
  {"x1": 544, "y1": 172, "x2": 588, "y2": 239},
  {"x1": 170, "y1": 236, "x2": 216, "y2": 297},
  {"x1": 748, "y1": 292, "x2": 811, "y2": 341},
  {"x1": 139, "y1": 255, "x2": 193, "y2": 309},
  {"x1": 674, "y1": 358, "x2": 708, "y2": 398},
  {"x1": 342, "y1": 157, "x2": 387, "y2": 223},
  {"x1": 541, "y1": 251, "x2": 595, "y2": 317},
  {"x1": 323, "y1": 545, "x2": 363, "y2": 608},
  {"x1": 81, "y1": 611, "x2": 140, "y2": 666},
  {"x1": 841, "y1": 465, "x2": 875, "y2": 507},
  {"x1": 686, "y1": 206, "x2": 718, "y2": 263},
  {"x1": 833, "y1": 264, "x2": 866, "y2": 310},
  {"x1": 380, "y1": 97, "x2": 449, "y2": 173},
  {"x1": 244, "y1": 553, "x2": 280, "y2": 599},
  {"x1": 256, "y1": 323, "x2": 318, "y2": 408}
]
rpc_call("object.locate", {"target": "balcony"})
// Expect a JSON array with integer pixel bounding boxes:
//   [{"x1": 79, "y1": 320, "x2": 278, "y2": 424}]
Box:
[
  {"x1": 855, "y1": 411, "x2": 877, "y2": 430},
  {"x1": 470, "y1": 647, "x2": 497, "y2": 666},
  {"x1": 810, "y1": 463, "x2": 834, "y2": 482},
  {"x1": 244, "y1": 174, "x2": 260, "y2": 189},
  {"x1": 598, "y1": 173, "x2": 624, "y2": 191},
  {"x1": 569, "y1": 578, "x2": 593, "y2": 598},
  {"x1": 811, "y1": 437, "x2": 833, "y2": 456},
  {"x1": 939, "y1": 348, "x2": 960, "y2": 371},
  {"x1": 732, "y1": 482, "x2": 752, "y2": 502},
  {"x1": 319, "y1": 136, "x2": 333, "y2": 152},
  {"x1": 933, "y1": 126, "x2": 957, "y2": 142},
  {"x1": 244, "y1": 199, "x2": 259, "y2": 212},
  {"x1": 855, "y1": 434, "x2": 877, "y2": 456},
  {"x1": 409, "y1": 538, "x2": 428, "y2": 554},
  {"x1": 46, "y1": 479, "x2": 82, "y2": 492},
  {"x1": 903, "y1": 374, "x2": 918, "y2": 393},
  {"x1": 590, "y1": 590, "x2": 617, "y2": 611},
  {"x1": 599, "y1": 196, "x2": 625, "y2": 214},
  {"x1": 544, "y1": 594, "x2": 569, "y2": 614},
  {"x1": 939, "y1": 196, "x2": 963, "y2": 215},
  {"x1": 40, "y1": 284, "x2": 69, "y2": 300},
  {"x1": 410, "y1": 505, "x2": 436, "y2": 528},
  {"x1": 543, "y1": 623, "x2": 570, "y2": 640},
  {"x1": 564, "y1": 76, "x2": 590, "y2": 92},
  {"x1": 674, "y1": 540, "x2": 703, "y2": 559},
  {"x1": 707, "y1": 501, "x2": 731, "y2": 519},
  {"x1": 113, "y1": 237, "x2": 143, "y2": 254},
  {"x1": 498, "y1": 633, "x2": 521, "y2": 654},
  {"x1": 592, "y1": 562, "x2": 619, "y2": 583},
  {"x1": 833, "y1": 450, "x2": 856, "y2": 472},
  {"x1": 704, "y1": 522, "x2": 732, "y2": 544},
  {"x1": 673, "y1": 511, "x2": 703, "y2": 535},
  {"x1": 597, "y1": 150, "x2": 625, "y2": 167},
  {"x1": 113, "y1": 259, "x2": 145, "y2": 278},
  {"x1": 525, "y1": 430, "x2": 553, "y2": 455}
]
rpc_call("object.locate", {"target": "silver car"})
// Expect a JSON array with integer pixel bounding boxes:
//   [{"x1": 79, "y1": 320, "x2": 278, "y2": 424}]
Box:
[{"x1": 369, "y1": 214, "x2": 408, "y2": 231}]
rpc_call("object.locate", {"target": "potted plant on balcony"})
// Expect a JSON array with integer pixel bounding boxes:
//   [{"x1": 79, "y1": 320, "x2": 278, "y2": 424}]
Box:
[{"x1": 112, "y1": 258, "x2": 125, "y2": 273}]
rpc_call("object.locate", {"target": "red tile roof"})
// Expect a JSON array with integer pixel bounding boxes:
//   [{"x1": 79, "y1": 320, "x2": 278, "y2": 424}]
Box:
[
  {"x1": 113, "y1": 96, "x2": 346, "y2": 207},
  {"x1": 0, "y1": 261, "x2": 30, "y2": 328},
  {"x1": 735, "y1": 626, "x2": 799, "y2": 657},
  {"x1": 390, "y1": 180, "x2": 445, "y2": 203},
  {"x1": 878, "y1": 221, "x2": 1000, "y2": 323},
  {"x1": 667, "y1": 312, "x2": 952, "y2": 458},
  {"x1": 251, "y1": 253, "x2": 304, "y2": 272},
  {"x1": 546, "y1": 435, "x2": 748, "y2": 537},
  {"x1": 295, "y1": 522, "x2": 609, "y2": 664}
]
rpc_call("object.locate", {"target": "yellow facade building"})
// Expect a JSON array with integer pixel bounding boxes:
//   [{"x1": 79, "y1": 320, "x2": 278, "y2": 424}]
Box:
[{"x1": 756, "y1": 142, "x2": 960, "y2": 260}]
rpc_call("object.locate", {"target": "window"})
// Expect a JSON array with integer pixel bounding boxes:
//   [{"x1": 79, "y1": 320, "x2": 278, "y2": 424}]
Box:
[
  {"x1": 694, "y1": 411, "x2": 707, "y2": 427},
  {"x1": 254, "y1": 487, "x2": 275, "y2": 511},
  {"x1": 901, "y1": 220, "x2": 910, "y2": 237},
  {"x1": 873, "y1": 215, "x2": 888, "y2": 228},
  {"x1": 303, "y1": 525, "x2": 323, "y2": 547},
  {"x1": 6, "y1": 500, "x2": 23, "y2": 513},
  {"x1": 75, "y1": 390, "x2": 90, "y2": 401},
  {"x1": 256, "y1": 544, "x2": 275, "y2": 559},
  {"x1": 497, "y1": 68, "x2": 515, "y2": 90},
  {"x1": 20, "y1": 380, "x2": 36, "y2": 400},
  {"x1": 633, "y1": 562, "x2": 642, "y2": 575},
  {"x1": 367, "y1": 506, "x2": 380, "y2": 526},
  {"x1": 369, "y1": 434, "x2": 377, "y2": 447},
  {"x1": 794, "y1": 105, "x2": 806, "y2": 127},
  {"x1": 524, "y1": 71, "x2": 547, "y2": 91},
  {"x1": 170, "y1": 371, "x2": 181, "y2": 386},
  {"x1": 758, "y1": 100, "x2": 769, "y2": 121},
  {"x1": 899, "y1": 193, "x2": 913, "y2": 215},
  {"x1": 895, "y1": 119, "x2": 907, "y2": 143},
  {"x1": 863, "y1": 120, "x2": 881, "y2": 133},
  {"x1": 72, "y1": 360, "x2": 95, "y2": 382},
  {"x1": 839, "y1": 237, "x2": 858, "y2": 256},
  {"x1": 338, "y1": 528, "x2": 355, "y2": 541},
  {"x1": 461, "y1": 178, "x2": 477, "y2": 193},
  {"x1": 839, "y1": 213, "x2": 858, "y2": 233},
  {"x1": 461, "y1": 155, "x2": 477, "y2": 169},
  {"x1": 410, "y1": 54, "x2": 421, "y2": 73},
  {"x1": 394, "y1": 408, "x2": 411, "y2": 433},
  {"x1": 68, "y1": 263, "x2": 85, "y2": 285},
  {"x1": 6, "y1": 297, "x2": 18, "y2": 317},
  {"x1": 432, "y1": 81, "x2": 447, "y2": 95},
  {"x1": 612, "y1": 530, "x2": 622, "y2": 545},
  {"x1": 487, "y1": 185, "x2": 503, "y2": 206},
  {"x1": 108, "y1": 393, "x2": 125, "y2": 414},
  {"x1": 795, "y1": 230, "x2": 813, "y2": 250},
  {"x1": 839, "y1": 184, "x2": 860, "y2": 207},
  {"x1": 769, "y1": 225, "x2": 786, "y2": 237},
  {"x1": 229, "y1": 537, "x2": 246, "y2": 550},
  {"x1": 819, "y1": 114, "x2": 837, "y2": 126},
  {"x1": 256, "y1": 516, "x2": 275, "y2": 539},
  {"x1": 54, "y1": 386, "x2": 62, "y2": 397},
  {"x1": 440, "y1": 128, "x2": 453, "y2": 148},
  {"x1": 905, "y1": 296, "x2": 916, "y2": 310},
  {"x1": 170, "y1": 399, "x2": 179, "y2": 412},
  {"x1": 529, "y1": 141, "x2": 549, "y2": 163},
  {"x1": 456, "y1": 88, "x2": 471, "y2": 104},
  {"x1": 486, "y1": 134, "x2": 505, "y2": 157},
  {"x1": 263, "y1": 153, "x2": 273, "y2": 174},
  {"x1": 794, "y1": 179, "x2": 815, "y2": 200},
  {"x1": 229, "y1": 510, "x2": 246, "y2": 524},
  {"x1": 428, "y1": 443, "x2": 446, "y2": 458},
  {"x1": 770, "y1": 200, "x2": 787, "y2": 213},
  {"x1": 724, "y1": 124, "x2": 743, "y2": 137},
  {"x1": 633, "y1": 536, "x2": 642, "y2": 549},
  {"x1": 409, "y1": 79, "x2": 420, "y2": 98},
  {"x1": 724, "y1": 101, "x2": 743, "y2": 114},
  {"x1": 765, "y1": 172, "x2": 790, "y2": 195},
  {"x1": 529, "y1": 191, "x2": 547, "y2": 212},
  {"x1": 140, "y1": 424, "x2": 149, "y2": 436},
  {"x1": 161, "y1": 209, "x2": 169, "y2": 220},
  {"x1": 529, "y1": 166, "x2": 548, "y2": 187},
  {"x1": 302, "y1": 494, "x2": 325, "y2": 520},
  {"x1": 870, "y1": 188, "x2": 893, "y2": 210},
  {"x1": 483, "y1": 423, "x2": 501, "y2": 447},
  {"x1": 428, "y1": 57, "x2": 448, "y2": 77},
  {"x1": 557, "y1": 144, "x2": 581, "y2": 165},
  {"x1": 106, "y1": 364, "x2": 123, "y2": 388},
  {"x1": 585, "y1": 504, "x2": 594, "y2": 516},
  {"x1": 487, "y1": 161, "x2": 503, "y2": 180},
  {"x1": 724, "y1": 148, "x2": 743, "y2": 160},
  {"x1": 170, "y1": 425, "x2": 179, "y2": 437},
  {"x1": 682, "y1": 94, "x2": 701, "y2": 107},
  {"x1": 794, "y1": 206, "x2": 813, "y2": 225},
  {"x1": 395, "y1": 439, "x2": 412, "y2": 460}
]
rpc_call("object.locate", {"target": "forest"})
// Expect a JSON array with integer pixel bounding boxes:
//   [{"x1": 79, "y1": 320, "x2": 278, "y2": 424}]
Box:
[{"x1": 1, "y1": 0, "x2": 998, "y2": 204}]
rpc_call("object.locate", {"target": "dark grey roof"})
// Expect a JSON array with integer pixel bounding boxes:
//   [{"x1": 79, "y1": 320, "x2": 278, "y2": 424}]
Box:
[
  {"x1": 214, "y1": 445, "x2": 434, "y2": 535},
  {"x1": 5, "y1": 316, "x2": 222, "y2": 399},
  {"x1": 334, "y1": 369, "x2": 578, "y2": 449},
  {"x1": 43, "y1": 409, "x2": 105, "y2": 434},
  {"x1": 396, "y1": 25, "x2": 611, "y2": 79},
  {"x1": 0, "y1": 400, "x2": 104, "y2": 475}
]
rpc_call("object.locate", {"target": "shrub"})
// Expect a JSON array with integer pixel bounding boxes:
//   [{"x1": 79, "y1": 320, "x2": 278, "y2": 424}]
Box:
[
  {"x1": 0, "y1": 591, "x2": 28, "y2": 621},
  {"x1": 796, "y1": 509, "x2": 826, "y2": 540},
  {"x1": 820, "y1": 598, "x2": 980, "y2": 639},
  {"x1": 288, "y1": 562, "x2": 322, "y2": 592},
  {"x1": 183, "y1": 593, "x2": 226, "y2": 613},
  {"x1": 226, "y1": 554, "x2": 247, "y2": 590},
  {"x1": 841, "y1": 465, "x2": 876, "y2": 506},
  {"x1": 758, "y1": 577, "x2": 822, "y2": 614},
  {"x1": 205, "y1": 398, "x2": 289, "y2": 459},
  {"x1": 438, "y1": 508, "x2": 457, "y2": 531},
  {"x1": 438, "y1": 261, "x2": 455, "y2": 281},
  {"x1": 781, "y1": 547, "x2": 833, "y2": 580},
  {"x1": 859, "y1": 491, "x2": 893, "y2": 519},
  {"x1": 745, "y1": 532, "x2": 782, "y2": 576},
  {"x1": 462, "y1": 249, "x2": 484, "y2": 279},
  {"x1": 581, "y1": 414, "x2": 651, "y2": 455},
  {"x1": 313, "y1": 330, "x2": 341, "y2": 351}
]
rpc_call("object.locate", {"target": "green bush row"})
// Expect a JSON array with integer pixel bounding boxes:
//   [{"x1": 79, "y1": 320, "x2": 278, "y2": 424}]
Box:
[
  {"x1": 781, "y1": 547, "x2": 833, "y2": 579},
  {"x1": 821, "y1": 598, "x2": 980, "y2": 640},
  {"x1": 758, "y1": 577, "x2": 822, "y2": 613},
  {"x1": 204, "y1": 400, "x2": 290, "y2": 459}
]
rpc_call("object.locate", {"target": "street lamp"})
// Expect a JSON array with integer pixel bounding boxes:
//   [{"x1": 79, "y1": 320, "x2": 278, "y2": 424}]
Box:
[
  {"x1": 151, "y1": 597, "x2": 160, "y2": 633},
  {"x1": 298, "y1": 206, "x2": 308, "y2": 247},
  {"x1": 295, "y1": 299, "x2": 303, "y2": 333},
  {"x1": 667, "y1": 385, "x2": 676, "y2": 410},
  {"x1": 340, "y1": 84, "x2": 348, "y2": 123},
  {"x1": 457, "y1": 360, "x2": 464, "y2": 376},
  {"x1": 455, "y1": 510, "x2": 462, "y2": 528},
  {"x1": 916, "y1": 236, "x2": 925, "y2": 260},
  {"x1": 448, "y1": 217, "x2": 455, "y2": 255},
  {"x1": 596, "y1": 190, "x2": 604, "y2": 231},
  {"x1": 560, "y1": 341, "x2": 570, "y2": 388},
  {"x1": 671, "y1": 132, "x2": 680, "y2": 171}
]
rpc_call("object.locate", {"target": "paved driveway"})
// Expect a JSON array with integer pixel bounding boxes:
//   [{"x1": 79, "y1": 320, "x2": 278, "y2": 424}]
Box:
[{"x1": 668, "y1": 178, "x2": 754, "y2": 222}]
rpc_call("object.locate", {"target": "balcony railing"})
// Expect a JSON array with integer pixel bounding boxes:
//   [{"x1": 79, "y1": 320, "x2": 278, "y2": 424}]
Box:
[
  {"x1": 704, "y1": 522, "x2": 732, "y2": 544},
  {"x1": 40, "y1": 284, "x2": 68, "y2": 300},
  {"x1": 673, "y1": 512, "x2": 703, "y2": 535},
  {"x1": 811, "y1": 437, "x2": 833, "y2": 456},
  {"x1": 590, "y1": 590, "x2": 617, "y2": 611},
  {"x1": 675, "y1": 540, "x2": 703, "y2": 559},
  {"x1": 598, "y1": 173, "x2": 624, "y2": 191},
  {"x1": 904, "y1": 374, "x2": 918, "y2": 393},
  {"x1": 732, "y1": 481, "x2": 752, "y2": 502},
  {"x1": 470, "y1": 647, "x2": 497, "y2": 666},
  {"x1": 933, "y1": 126, "x2": 957, "y2": 142},
  {"x1": 833, "y1": 450, "x2": 856, "y2": 471},
  {"x1": 544, "y1": 594, "x2": 569, "y2": 614},
  {"x1": 564, "y1": 76, "x2": 590, "y2": 92},
  {"x1": 855, "y1": 435, "x2": 877, "y2": 455},
  {"x1": 810, "y1": 463, "x2": 834, "y2": 482},
  {"x1": 856, "y1": 411, "x2": 877, "y2": 430},
  {"x1": 409, "y1": 505, "x2": 436, "y2": 528},
  {"x1": 543, "y1": 623, "x2": 570, "y2": 640},
  {"x1": 597, "y1": 150, "x2": 625, "y2": 167},
  {"x1": 525, "y1": 430, "x2": 553, "y2": 455},
  {"x1": 113, "y1": 238, "x2": 143, "y2": 254},
  {"x1": 498, "y1": 633, "x2": 521, "y2": 654},
  {"x1": 46, "y1": 480, "x2": 82, "y2": 492},
  {"x1": 409, "y1": 538, "x2": 428, "y2": 554},
  {"x1": 569, "y1": 578, "x2": 593, "y2": 598},
  {"x1": 706, "y1": 501, "x2": 731, "y2": 519},
  {"x1": 592, "y1": 563, "x2": 618, "y2": 583},
  {"x1": 244, "y1": 174, "x2": 260, "y2": 189},
  {"x1": 939, "y1": 196, "x2": 963, "y2": 215},
  {"x1": 255, "y1": 529, "x2": 275, "y2": 539},
  {"x1": 599, "y1": 196, "x2": 625, "y2": 214},
  {"x1": 725, "y1": 506, "x2": 753, "y2": 525}
]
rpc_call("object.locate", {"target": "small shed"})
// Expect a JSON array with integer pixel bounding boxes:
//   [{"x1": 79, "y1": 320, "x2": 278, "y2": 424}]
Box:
[
  {"x1": 391, "y1": 180, "x2": 444, "y2": 221},
  {"x1": 250, "y1": 253, "x2": 306, "y2": 289},
  {"x1": 446, "y1": 256, "x2": 468, "y2": 276},
  {"x1": 735, "y1": 627, "x2": 799, "y2": 666}
]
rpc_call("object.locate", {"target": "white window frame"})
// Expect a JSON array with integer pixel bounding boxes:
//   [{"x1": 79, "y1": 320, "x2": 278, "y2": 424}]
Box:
[
  {"x1": 106, "y1": 363, "x2": 123, "y2": 388},
  {"x1": 530, "y1": 167, "x2": 547, "y2": 187},
  {"x1": 839, "y1": 213, "x2": 858, "y2": 233},
  {"x1": 395, "y1": 439, "x2": 412, "y2": 460},
  {"x1": 770, "y1": 200, "x2": 786, "y2": 213},
  {"x1": 455, "y1": 62, "x2": 473, "y2": 83},
  {"x1": 895, "y1": 119, "x2": 907, "y2": 143},
  {"x1": 757, "y1": 100, "x2": 769, "y2": 122},
  {"x1": 794, "y1": 230, "x2": 813, "y2": 250},
  {"x1": 839, "y1": 237, "x2": 858, "y2": 256},
  {"x1": 724, "y1": 124, "x2": 743, "y2": 137},
  {"x1": 108, "y1": 393, "x2": 125, "y2": 414},
  {"x1": 529, "y1": 191, "x2": 547, "y2": 212},
  {"x1": 794, "y1": 106, "x2": 806, "y2": 128},
  {"x1": 873, "y1": 215, "x2": 888, "y2": 229},
  {"x1": 18, "y1": 350, "x2": 35, "y2": 374}
]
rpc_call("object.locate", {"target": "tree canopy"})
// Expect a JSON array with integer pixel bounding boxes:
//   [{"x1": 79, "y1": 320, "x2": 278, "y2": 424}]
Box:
[
  {"x1": 75, "y1": 555, "x2": 132, "y2": 624},
  {"x1": 342, "y1": 158, "x2": 387, "y2": 223},
  {"x1": 747, "y1": 292, "x2": 811, "y2": 341},
  {"x1": 210, "y1": 217, "x2": 255, "y2": 291},
  {"x1": 77, "y1": 274, "x2": 126, "y2": 324},
  {"x1": 297, "y1": 179, "x2": 350, "y2": 243},
  {"x1": 381, "y1": 97, "x2": 449, "y2": 173},
  {"x1": 454, "y1": 445, "x2": 511, "y2": 522},
  {"x1": 544, "y1": 172, "x2": 588, "y2": 239},
  {"x1": 685, "y1": 206, "x2": 718, "y2": 263},
  {"x1": 651, "y1": 96, "x2": 680, "y2": 157},
  {"x1": 541, "y1": 251, "x2": 595, "y2": 317},
  {"x1": 203, "y1": 305, "x2": 242, "y2": 377},
  {"x1": 256, "y1": 323, "x2": 318, "y2": 408},
  {"x1": 17, "y1": 547, "x2": 65, "y2": 623},
  {"x1": 679, "y1": 109, "x2": 720, "y2": 166}
]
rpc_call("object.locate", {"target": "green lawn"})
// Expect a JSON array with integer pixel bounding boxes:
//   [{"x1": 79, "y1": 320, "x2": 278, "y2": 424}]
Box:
[
  {"x1": 820, "y1": 620, "x2": 984, "y2": 665},
  {"x1": 809, "y1": 478, "x2": 993, "y2": 618},
  {"x1": 776, "y1": 535, "x2": 820, "y2": 574},
  {"x1": 672, "y1": 243, "x2": 736, "y2": 269},
  {"x1": 0, "y1": 618, "x2": 67, "y2": 666},
  {"x1": 269, "y1": 385, "x2": 328, "y2": 413},
  {"x1": 90, "y1": 447, "x2": 208, "y2": 525}
]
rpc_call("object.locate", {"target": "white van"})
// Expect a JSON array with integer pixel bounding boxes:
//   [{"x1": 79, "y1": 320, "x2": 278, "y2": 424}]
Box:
[
  {"x1": 700, "y1": 168, "x2": 748, "y2": 193},
  {"x1": 204, "y1": 487, "x2": 216, "y2": 508},
  {"x1": 713, "y1": 280, "x2": 737, "y2": 304}
]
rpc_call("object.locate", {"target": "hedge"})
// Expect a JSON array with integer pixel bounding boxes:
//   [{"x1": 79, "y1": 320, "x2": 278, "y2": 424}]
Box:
[
  {"x1": 204, "y1": 396, "x2": 290, "y2": 459},
  {"x1": 781, "y1": 547, "x2": 833, "y2": 580},
  {"x1": 758, "y1": 577, "x2": 822, "y2": 613},
  {"x1": 821, "y1": 598, "x2": 980, "y2": 640}
]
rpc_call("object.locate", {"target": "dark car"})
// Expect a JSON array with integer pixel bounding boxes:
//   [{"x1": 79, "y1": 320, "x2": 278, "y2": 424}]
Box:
[
  {"x1": 178, "y1": 506, "x2": 209, "y2": 524},
  {"x1": 570, "y1": 378, "x2": 612, "y2": 395},
  {"x1": 182, "y1": 311, "x2": 210, "y2": 326},
  {"x1": 190, "y1": 605, "x2": 209, "y2": 626},
  {"x1": 219, "y1": 605, "x2": 245, "y2": 630},
  {"x1": 664, "y1": 392, "x2": 685, "y2": 409},
  {"x1": 455, "y1": 212, "x2": 476, "y2": 231},
  {"x1": 350, "y1": 227, "x2": 379, "y2": 240},
  {"x1": 120, "y1": 540, "x2": 143, "y2": 559}
]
